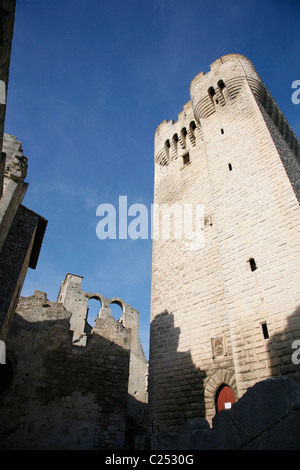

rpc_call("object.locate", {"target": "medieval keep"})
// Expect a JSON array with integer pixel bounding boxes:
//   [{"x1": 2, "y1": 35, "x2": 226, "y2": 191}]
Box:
[{"x1": 148, "y1": 53, "x2": 300, "y2": 431}]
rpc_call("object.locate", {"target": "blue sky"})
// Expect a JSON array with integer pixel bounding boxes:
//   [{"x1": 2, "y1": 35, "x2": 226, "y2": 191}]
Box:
[{"x1": 5, "y1": 0, "x2": 300, "y2": 359}]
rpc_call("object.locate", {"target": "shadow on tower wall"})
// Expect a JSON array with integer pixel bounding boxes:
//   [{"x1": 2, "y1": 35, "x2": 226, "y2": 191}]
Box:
[{"x1": 147, "y1": 310, "x2": 206, "y2": 434}]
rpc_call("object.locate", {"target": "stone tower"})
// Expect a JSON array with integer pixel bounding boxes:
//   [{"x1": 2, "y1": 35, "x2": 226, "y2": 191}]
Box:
[{"x1": 148, "y1": 54, "x2": 300, "y2": 431}]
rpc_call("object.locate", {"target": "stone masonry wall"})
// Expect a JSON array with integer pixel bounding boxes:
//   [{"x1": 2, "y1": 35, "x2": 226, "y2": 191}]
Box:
[
  {"x1": 149, "y1": 96, "x2": 236, "y2": 430},
  {"x1": 0, "y1": 290, "x2": 132, "y2": 449},
  {"x1": 0, "y1": 205, "x2": 39, "y2": 341},
  {"x1": 57, "y1": 273, "x2": 148, "y2": 424},
  {"x1": 0, "y1": 1, "x2": 16, "y2": 157}
]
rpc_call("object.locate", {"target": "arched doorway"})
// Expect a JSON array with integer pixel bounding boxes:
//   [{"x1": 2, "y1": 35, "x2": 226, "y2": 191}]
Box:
[{"x1": 215, "y1": 384, "x2": 236, "y2": 412}]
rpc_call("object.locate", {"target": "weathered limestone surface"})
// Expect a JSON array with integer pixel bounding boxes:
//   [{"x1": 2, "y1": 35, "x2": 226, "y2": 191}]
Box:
[
  {"x1": 150, "y1": 377, "x2": 300, "y2": 450},
  {"x1": 0, "y1": 133, "x2": 47, "y2": 344},
  {"x1": 148, "y1": 54, "x2": 300, "y2": 431}
]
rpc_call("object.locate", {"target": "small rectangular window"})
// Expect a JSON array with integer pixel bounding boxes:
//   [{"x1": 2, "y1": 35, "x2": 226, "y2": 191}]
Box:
[
  {"x1": 221, "y1": 128, "x2": 224, "y2": 134},
  {"x1": 261, "y1": 322, "x2": 269, "y2": 339},
  {"x1": 228, "y1": 163, "x2": 232, "y2": 171},
  {"x1": 183, "y1": 153, "x2": 190, "y2": 165}
]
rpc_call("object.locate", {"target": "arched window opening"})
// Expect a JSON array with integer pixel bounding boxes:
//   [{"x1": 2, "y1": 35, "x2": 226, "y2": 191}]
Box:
[
  {"x1": 164, "y1": 139, "x2": 171, "y2": 159},
  {"x1": 86, "y1": 297, "x2": 102, "y2": 330},
  {"x1": 0, "y1": 358, "x2": 13, "y2": 399},
  {"x1": 215, "y1": 384, "x2": 236, "y2": 413},
  {"x1": 110, "y1": 300, "x2": 123, "y2": 321},
  {"x1": 208, "y1": 86, "x2": 216, "y2": 98},
  {"x1": 190, "y1": 121, "x2": 196, "y2": 131}
]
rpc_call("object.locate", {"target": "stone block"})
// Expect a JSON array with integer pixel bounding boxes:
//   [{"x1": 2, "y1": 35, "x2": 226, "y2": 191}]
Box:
[{"x1": 230, "y1": 377, "x2": 300, "y2": 445}]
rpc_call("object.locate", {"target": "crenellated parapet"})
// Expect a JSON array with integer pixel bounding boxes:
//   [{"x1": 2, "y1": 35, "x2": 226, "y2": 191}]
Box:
[
  {"x1": 154, "y1": 101, "x2": 203, "y2": 170},
  {"x1": 190, "y1": 54, "x2": 264, "y2": 121}
]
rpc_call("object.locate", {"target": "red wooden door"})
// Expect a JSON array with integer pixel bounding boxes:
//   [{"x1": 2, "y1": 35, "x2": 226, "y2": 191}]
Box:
[{"x1": 216, "y1": 385, "x2": 236, "y2": 412}]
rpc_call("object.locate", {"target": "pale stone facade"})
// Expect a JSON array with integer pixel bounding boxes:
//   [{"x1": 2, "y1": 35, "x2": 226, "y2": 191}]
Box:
[{"x1": 148, "y1": 54, "x2": 300, "y2": 431}]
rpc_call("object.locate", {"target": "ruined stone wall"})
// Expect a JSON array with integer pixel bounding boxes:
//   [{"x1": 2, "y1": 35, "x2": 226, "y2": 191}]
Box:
[
  {"x1": 0, "y1": 205, "x2": 43, "y2": 341},
  {"x1": 148, "y1": 54, "x2": 300, "y2": 431},
  {"x1": 0, "y1": 133, "x2": 47, "y2": 343},
  {"x1": 0, "y1": 4, "x2": 47, "y2": 348},
  {"x1": 0, "y1": 275, "x2": 148, "y2": 450}
]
